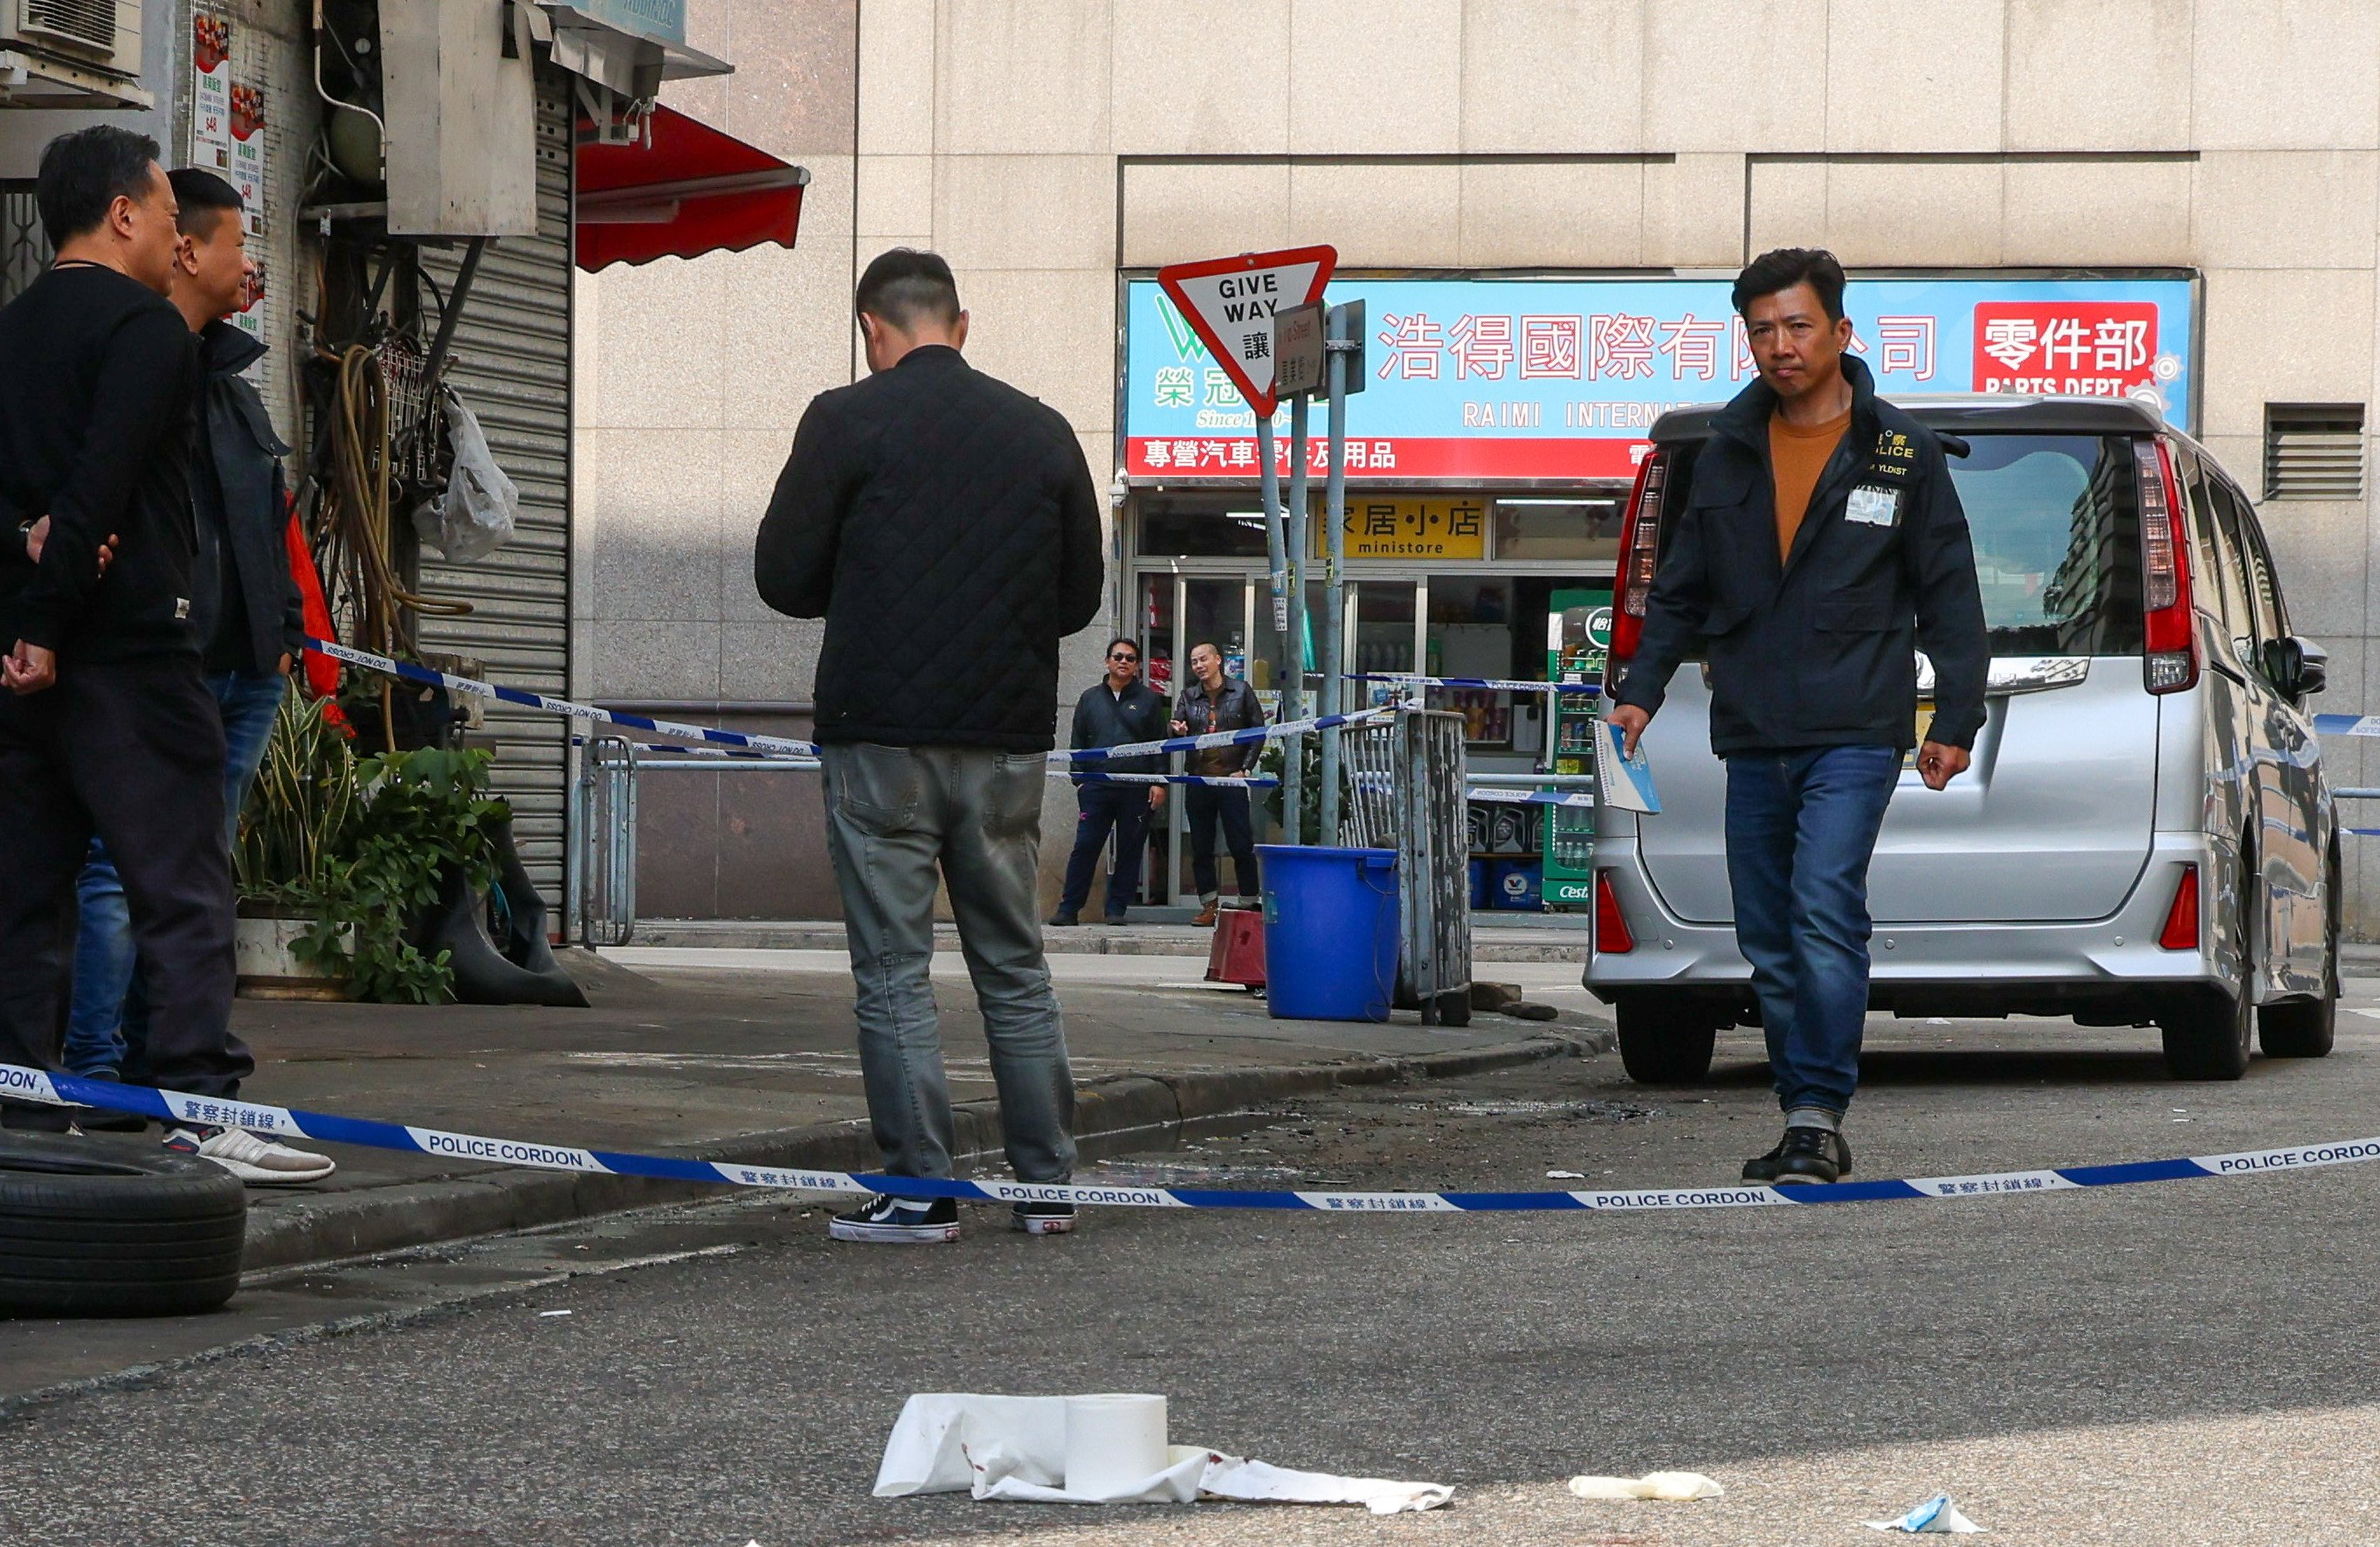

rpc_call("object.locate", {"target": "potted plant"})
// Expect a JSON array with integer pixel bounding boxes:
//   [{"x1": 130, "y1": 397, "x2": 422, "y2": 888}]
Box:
[{"x1": 237, "y1": 694, "x2": 510, "y2": 1004}]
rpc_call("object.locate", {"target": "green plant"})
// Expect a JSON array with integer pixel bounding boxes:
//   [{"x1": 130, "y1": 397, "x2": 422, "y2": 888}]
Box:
[
  {"x1": 241, "y1": 706, "x2": 508, "y2": 1004},
  {"x1": 305, "y1": 746, "x2": 507, "y2": 1003},
  {"x1": 237, "y1": 691, "x2": 361, "y2": 894}
]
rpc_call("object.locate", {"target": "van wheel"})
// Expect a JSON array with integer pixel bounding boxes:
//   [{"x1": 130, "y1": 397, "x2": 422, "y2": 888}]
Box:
[
  {"x1": 0, "y1": 1133, "x2": 247, "y2": 1318},
  {"x1": 2160, "y1": 984, "x2": 2252, "y2": 1080},
  {"x1": 2260, "y1": 844, "x2": 2340, "y2": 1059},
  {"x1": 1614, "y1": 996, "x2": 1719, "y2": 1084}
]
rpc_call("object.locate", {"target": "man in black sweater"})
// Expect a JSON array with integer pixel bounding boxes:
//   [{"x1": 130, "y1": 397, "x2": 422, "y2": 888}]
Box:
[
  {"x1": 52, "y1": 169, "x2": 328, "y2": 1183},
  {"x1": 755, "y1": 249, "x2": 1103, "y2": 1243},
  {"x1": 1051, "y1": 635, "x2": 1169, "y2": 928},
  {"x1": 0, "y1": 128, "x2": 326, "y2": 1183}
]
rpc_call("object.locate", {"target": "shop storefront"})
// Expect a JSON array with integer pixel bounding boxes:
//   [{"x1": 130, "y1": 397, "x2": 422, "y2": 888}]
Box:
[{"x1": 1118, "y1": 272, "x2": 2197, "y2": 913}]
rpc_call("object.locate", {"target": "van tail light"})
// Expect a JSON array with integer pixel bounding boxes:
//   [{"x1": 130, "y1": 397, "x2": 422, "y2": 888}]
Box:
[
  {"x1": 2136, "y1": 438, "x2": 2198, "y2": 694},
  {"x1": 2157, "y1": 864, "x2": 2200, "y2": 951},
  {"x1": 1594, "y1": 871, "x2": 1635, "y2": 954},
  {"x1": 1604, "y1": 450, "x2": 1667, "y2": 692}
]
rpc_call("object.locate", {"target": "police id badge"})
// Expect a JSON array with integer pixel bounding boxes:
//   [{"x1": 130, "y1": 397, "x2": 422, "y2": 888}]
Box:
[{"x1": 1845, "y1": 484, "x2": 1901, "y2": 528}]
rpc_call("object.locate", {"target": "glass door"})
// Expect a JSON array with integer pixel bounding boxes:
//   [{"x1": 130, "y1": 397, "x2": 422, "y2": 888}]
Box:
[{"x1": 1138, "y1": 573, "x2": 1260, "y2": 906}]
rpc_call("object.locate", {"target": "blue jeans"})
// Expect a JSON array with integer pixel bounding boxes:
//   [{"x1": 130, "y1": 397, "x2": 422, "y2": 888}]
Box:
[
  {"x1": 1724, "y1": 743, "x2": 1901, "y2": 1117},
  {"x1": 66, "y1": 670, "x2": 286, "y2": 1080}
]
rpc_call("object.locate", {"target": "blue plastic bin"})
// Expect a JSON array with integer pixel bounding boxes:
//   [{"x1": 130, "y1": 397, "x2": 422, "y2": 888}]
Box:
[{"x1": 1257, "y1": 844, "x2": 1399, "y2": 1023}]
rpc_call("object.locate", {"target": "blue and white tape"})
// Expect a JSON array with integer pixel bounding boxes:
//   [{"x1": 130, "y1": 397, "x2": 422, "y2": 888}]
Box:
[
  {"x1": 1466, "y1": 787, "x2": 1595, "y2": 808},
  {"x1": 1354, "y1": 673, "x2": 1601, "y2": 696},
  {"x1": 311, "y1": 638, "x2": 827, "y2": 758},
  {"x1": 9, "y1": 1063, "x2": 2376, "y2": 1215},
  {"x1": 576, "y1": 738, "x2": 1277, "y2": 787},
  {"x1": 2317, "y1": 714, "x2": 2380, "y2": 736},
  {"x1": 307, "y1": 639, "x2": 1389, "y2": 767}
]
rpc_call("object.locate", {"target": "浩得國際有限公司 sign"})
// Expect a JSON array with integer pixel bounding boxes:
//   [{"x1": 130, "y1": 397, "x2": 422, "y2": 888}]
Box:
[{"x1": 1124, "y1": 276, "x2": 2195, "y2": 483}]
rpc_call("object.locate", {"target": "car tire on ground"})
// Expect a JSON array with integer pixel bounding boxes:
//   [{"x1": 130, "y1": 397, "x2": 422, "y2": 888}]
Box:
[
  {"x1": 2160, "y1": 983, "x2": 2253, "y2": 1081},
  {"x1": 2259, "y1": 842, "x2": 2341, "y2": 1060},
  {"x1": 0, "y1": 1134, "x2": 246, "y2": 1319},
  {"x1": 1614, "y1": 995, "x2": 1719, "y2": 1084}
]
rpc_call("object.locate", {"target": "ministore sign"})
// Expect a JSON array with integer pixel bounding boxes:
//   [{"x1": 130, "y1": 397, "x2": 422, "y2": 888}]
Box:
[
  {"x1": 1312, "y1": 497, "x2": 1487, "y2": 560},
  {"x1": 1124, "y1": 275, "x2": 2196, "y2": 484}
]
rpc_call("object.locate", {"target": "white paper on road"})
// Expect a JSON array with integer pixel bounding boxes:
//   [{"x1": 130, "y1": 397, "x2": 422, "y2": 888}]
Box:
[
  {"x1": 873, "y1": 1392, "x2": 1453, "y2": 1514},
  {"x1": 1567, "y1": 1470, "x2": 1724, "y2": 1501},
  {"x1": 1866, "y1": 1492, "x2": 1987, "y2": 1532}
]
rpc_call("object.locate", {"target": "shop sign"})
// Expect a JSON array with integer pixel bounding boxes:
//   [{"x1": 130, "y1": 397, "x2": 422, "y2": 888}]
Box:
[
  {"x1": 1125, "y1": 275, "x2": 2196, "y2": 484},
  {"x1": 1315, "y1": 497, "x2": 1487, "y2": 560}
]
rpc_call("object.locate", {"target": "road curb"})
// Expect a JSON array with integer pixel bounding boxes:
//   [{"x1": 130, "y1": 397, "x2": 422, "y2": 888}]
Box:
[{"x1": 238, "y1": 1032, "x2": 1600, "y2": 1273}]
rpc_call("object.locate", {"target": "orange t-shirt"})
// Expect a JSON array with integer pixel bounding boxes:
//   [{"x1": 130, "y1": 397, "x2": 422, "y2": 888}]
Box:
[{"x1": 1769, "y1": 409, "x2": 1851, "y2": 563}]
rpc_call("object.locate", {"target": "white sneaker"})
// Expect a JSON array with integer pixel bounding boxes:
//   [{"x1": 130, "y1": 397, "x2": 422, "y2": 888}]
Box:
[{"x1": 164, "y1": 1124, "x2": 336, "y2": 1185}]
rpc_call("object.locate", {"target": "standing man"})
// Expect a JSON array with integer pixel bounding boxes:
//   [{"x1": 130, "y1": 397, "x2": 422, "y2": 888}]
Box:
[
  {"x1": 755, "y1": 248, "x2": 1103, "y2": 1243},
  {"x1": 1170, "y1": 640, "x2": 1266, "y2": 926},
  {"x1": 63, "y1": 172, "x2": 311, "y2": 1147},
  {"x1": 0, "y1": 128, "x2": 329, "y2": 1183},
  {"x1": 1050, "y1": 635, "x2": 1168, "y2": 928},
  {"x1": 1605, "y1": 249, "x2": 1986, "y2": 1186}
]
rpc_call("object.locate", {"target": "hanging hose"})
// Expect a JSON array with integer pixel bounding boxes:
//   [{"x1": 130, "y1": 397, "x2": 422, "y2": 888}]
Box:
[{"x1": 314, "y1": 341, "x2": 469, "y2": 746}]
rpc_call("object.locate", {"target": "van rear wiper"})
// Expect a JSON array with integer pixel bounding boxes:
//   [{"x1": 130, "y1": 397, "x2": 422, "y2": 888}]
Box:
[{"x1": 1938, "y1": 432, "x2": 1971, "y2": 459}]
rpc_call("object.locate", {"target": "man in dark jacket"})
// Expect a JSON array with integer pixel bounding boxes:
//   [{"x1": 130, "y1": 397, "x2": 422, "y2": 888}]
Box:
[
  {"x1": 1607, "y1": 248, "x2": 1986, "y2": 1186},
  {"x1": 0, "y1": 129, "x2": 327, "y2": 1182},
  {"x1": 1171, "y1": 640, "x2": 1267, "y2": 925},
  {"x1": 1051, "y1": 635, "x2": 1168, "y2": 928},
  {"x1": 755, "y1": 248, "x2": 1103, "y2": 1243},
  {"x1": 57, "y1": 172, "x2": 326, "y2": 1182}
]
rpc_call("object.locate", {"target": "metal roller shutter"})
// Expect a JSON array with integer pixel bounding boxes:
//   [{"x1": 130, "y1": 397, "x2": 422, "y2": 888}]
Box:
[{"x1": 415, "y1": 66, "x2": 573, "y2": 911}]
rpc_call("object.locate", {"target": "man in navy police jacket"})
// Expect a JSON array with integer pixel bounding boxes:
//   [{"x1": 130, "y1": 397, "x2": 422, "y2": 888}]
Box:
[{"x1": 1608, "y1": 248, "x2": 1987, "y2": 1187}]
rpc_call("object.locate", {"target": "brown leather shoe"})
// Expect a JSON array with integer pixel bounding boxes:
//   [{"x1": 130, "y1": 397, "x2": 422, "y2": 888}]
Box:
[{"x1": 1192, "y1": 904, "x2": 1219, "y2": 927}]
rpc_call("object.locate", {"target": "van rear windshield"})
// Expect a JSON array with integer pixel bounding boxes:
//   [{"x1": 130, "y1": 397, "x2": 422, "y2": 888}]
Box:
[{"x1": 1660, "y1": 432, "x2": 2144, "y2": 657}]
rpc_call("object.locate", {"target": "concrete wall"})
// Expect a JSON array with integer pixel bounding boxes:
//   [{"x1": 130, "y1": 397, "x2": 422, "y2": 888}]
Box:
[{"x1": 577, "y1": 0, "x2": 2380, "y2": 931}]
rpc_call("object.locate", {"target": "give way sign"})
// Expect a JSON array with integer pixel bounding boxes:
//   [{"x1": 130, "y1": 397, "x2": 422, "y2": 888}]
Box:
[{"x1": 1155, "y1": 245, "x2": 1336, "y2": 416}]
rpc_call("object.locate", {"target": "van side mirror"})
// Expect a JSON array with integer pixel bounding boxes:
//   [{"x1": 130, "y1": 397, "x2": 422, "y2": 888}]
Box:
[{"x1": 2263, "y1": 635, "x2": 2328, "y2": 700}]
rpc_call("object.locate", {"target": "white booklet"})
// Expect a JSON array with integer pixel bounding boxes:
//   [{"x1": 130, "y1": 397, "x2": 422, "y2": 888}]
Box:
[{"x1": 1595, "y1": 719, "x2": 1661, "y2": 815}]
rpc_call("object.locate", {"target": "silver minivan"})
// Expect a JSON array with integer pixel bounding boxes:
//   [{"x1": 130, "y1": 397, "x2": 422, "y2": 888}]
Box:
[{"x1": 1588, "y1": 395, "x2": 2339, "y2": 1084}]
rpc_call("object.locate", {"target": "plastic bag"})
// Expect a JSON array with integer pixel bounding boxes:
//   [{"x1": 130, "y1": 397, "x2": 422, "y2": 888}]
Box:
[{"x1": 420, "y1": 387, "x2": 516, "y2": 562}]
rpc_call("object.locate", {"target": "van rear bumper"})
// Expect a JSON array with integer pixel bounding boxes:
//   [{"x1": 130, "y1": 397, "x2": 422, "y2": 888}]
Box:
[{"x1": 1583, "y1": 832, "x2": 2239, "y2": 1022}]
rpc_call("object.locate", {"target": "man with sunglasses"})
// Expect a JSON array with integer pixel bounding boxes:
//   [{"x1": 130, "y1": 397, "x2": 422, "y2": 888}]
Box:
[{"x1": 1050, "y1": 636, "x2": 1169, "y2": 927}]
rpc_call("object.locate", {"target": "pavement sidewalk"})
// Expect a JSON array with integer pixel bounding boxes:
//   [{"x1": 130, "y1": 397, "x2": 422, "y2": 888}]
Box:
[
  {"x1": 632, "y1": 915, "x2": 1597, "y2": 962},
  {"x1": 144, "y1": 950, "x2": 1604, "y2": 1274}
]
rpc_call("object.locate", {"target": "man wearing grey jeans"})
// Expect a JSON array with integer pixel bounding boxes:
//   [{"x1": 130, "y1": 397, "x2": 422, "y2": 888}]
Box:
[{"x1": 755, "y1": 249, "x2": 1105, "y2": 1243}]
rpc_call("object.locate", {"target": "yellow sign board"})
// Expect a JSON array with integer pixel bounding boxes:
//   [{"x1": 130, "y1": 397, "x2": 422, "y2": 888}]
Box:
[{"x1": 1314, "y1": 497, "x2": 1487, "y2": 560}]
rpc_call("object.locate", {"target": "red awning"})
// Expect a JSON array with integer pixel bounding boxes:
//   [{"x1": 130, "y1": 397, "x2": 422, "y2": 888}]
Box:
[{"x1": 574, "y1": 104, "x2": 808, "y2": 273}]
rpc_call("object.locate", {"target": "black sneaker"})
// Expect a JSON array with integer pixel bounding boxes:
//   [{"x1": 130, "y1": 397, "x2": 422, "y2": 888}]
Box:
[
  {"x1": 1102, "y1": 911, "x2": 1128, "y2": 925},
  {"x1": 1772, "y1": 1127, "x2": 1852, "y2": 1186},
  {"x1": 1046, "y1": 910, "x2": 1080, "y2": 928},
  {"x1": 1011, "y1": 1200, "x2": 1076, "y2": 1236},
  {"x1": 827, "y1": 1192, "x2": 960, "y2": 1243},
  {"x1": 1744, "y1": 1127, "x2": 1854, "y2": 1184}
]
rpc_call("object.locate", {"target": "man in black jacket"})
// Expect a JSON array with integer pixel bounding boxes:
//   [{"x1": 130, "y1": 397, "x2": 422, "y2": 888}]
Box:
[
  {"x1": 0, "y1": 128, "x2": 275, "y2": 1154},
  {"x1": 755, "y1": 248, "x2": 1103, "y2": 1243},
  {"x1": 54, "y1": 171, "x2": 328, "y2": 1183},
  {"x1": 1171, "y1": 640, "x2": 1266, "y2": 924},
  {"x1": 1051, "y1": 636, "x2": 1168, "y2": 928},
  {"x1": 1608, "y1": 249, "x2": 1986, "y2": 1186}
]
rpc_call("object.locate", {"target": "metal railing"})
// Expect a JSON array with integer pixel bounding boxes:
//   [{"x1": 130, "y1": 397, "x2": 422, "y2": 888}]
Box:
[{"x1": 569, "y1": 736, "x2": 638, "y2": 946}]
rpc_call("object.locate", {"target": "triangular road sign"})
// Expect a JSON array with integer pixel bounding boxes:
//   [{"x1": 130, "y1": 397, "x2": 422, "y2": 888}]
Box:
[{"x1": 1155, "y1": 245, "x2": 1335, "y2": 416}]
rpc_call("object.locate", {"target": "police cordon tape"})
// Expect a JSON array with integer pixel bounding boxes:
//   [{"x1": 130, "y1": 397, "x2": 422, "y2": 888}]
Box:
[
  {"x1": 8, "y1": 1061, "x2": 2376, "y2": 1214},
  {"x1": 306, "y1": 638, "x2": 1390, "y2": 766},
  {"x1": 574, "y1": 737, "x2": 1283, "y2": 788},
  {"x1": 1351, "y1": 673, "x2": 1601, "y2": 695}
]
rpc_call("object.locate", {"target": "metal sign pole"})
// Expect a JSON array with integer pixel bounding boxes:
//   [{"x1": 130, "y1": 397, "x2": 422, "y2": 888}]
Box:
[
  {"x1": 1283, "y1": 392, "x2": 1311, "y2": 847},
  {"x1": 1318, "y1": 305, "x2": 1351, "y2": 847},
  {"x1": 1256, "y1": 415, "x2": 1288, "y2": 652}
]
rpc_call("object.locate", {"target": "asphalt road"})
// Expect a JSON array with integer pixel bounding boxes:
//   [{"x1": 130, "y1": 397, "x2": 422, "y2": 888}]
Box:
[{"x1": 8, "y1": 990, "x2": 2380, "y2": 1546}]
